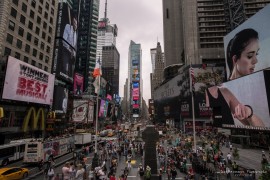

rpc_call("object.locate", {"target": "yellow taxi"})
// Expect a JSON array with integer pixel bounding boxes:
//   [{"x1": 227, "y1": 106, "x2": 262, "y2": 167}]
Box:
[{"x1": 0, "y1": 167, "x2": 29, "y2": 180}]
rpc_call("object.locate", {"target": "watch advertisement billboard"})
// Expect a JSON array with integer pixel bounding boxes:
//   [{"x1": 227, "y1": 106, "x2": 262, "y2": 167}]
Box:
[
  {"x1": 2, "y1": 56, "x2": 55, "y2": 105},
  {"x1": 53, "y1": 86, "x2": 68, "y2": 114},
  {"x1": 224, "y1": 5, "x2": 270, "y2": 80}
]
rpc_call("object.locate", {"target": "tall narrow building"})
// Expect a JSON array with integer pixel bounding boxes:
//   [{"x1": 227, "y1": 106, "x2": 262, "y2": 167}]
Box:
[
  {"x1": 73, "y1": 0, "x2": 99, "y2": 93},
  {"x1": 128, "y1": 40, "x2": 142, "y2": 120},
  {"x1": 150, "y1": 42, "x2": 165, "y2": 98}
]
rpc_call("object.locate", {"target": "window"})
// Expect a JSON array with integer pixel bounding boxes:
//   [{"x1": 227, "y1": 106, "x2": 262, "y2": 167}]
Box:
[
  {"x1": 37, "y1": 16, "x2": 41, "y2": 24},
  {"x1": 45, "y1": 2, "x2": 49, "y2": 10},
  {"x1": 47, "y1": 36, "x2": 51, "y2": 43},
  {"x1": 52, "y1": 0, "x2": 55, "y2": 6},
  {"x1": 50, "y1": 17, "x2": 53, "y2": 24},
  {"x1": 166, "y1": 8, "x2": 169, "y2": 19},
  {"x1": 44, "y1": 12, "x2": 48, "y2": 19},
  {"x1": 4, "y1": 47, "x2": 11, "y2": 56},
  {"x1": 6, "y1": 34, "x2": 13, "y2": 44},
  {"x1": 40, "y1": 0, "x2": 43, "y2": 4},
  {"x1": 18, "y1": 27, "x2": 24, "y2": 37},
  {"x1": 12, "y1": 0, "x2": 18, "y2": 5},
  {"x1": 42, "y1": 32, "x2": 46, "y2": 39},
  {"x1": 51, "y1": 8, "x2": 54, "y2": 15},
  {"x1": 34, "y1": 38, "x2": 38, "y2": 46},
  {"x1": 30, "y1": 10, "x2": 34, "y2": 19},
  {"x1": 32, "y1": 49, "x2": 37, "y2": 57},
  {"x1": 25, "y1": 44, "x2": 30, "y2": 53},
  {"x1": 46, "y1": 46, "x2": 50, "y2": 53},
  {"x1": 11, "y1": 8, "x2": 17, "y2": 18},
  {"x1": 49, "y1": 26, "x2": 52, "y2": 33},
  {"x1": 15, "y1": 52, "x2": 21, "y2": 59},
  {"x1": 27, "y1": 33, "x2": 32, "y2": 42},
  {"x1": 45, "y1": 56, "x2": 49, "y2": 63},
  {"x1": 8, "y1": 20, "x2": 15, "y2": 31},
  {"x1": 43, "y1": 22, "x2": 47, "y2": 29},
  {"x1": 16, "y1": 39, "x2": 22, "y2": 49},
  {"x1": 35, "y1": 27, "x2": 40, "y2": 35},
  {"x1": 41, "y1": 42, "x2": 45, "y2": 50},
  {"x1": 31, "y1": 0, "x2": 36, "y2": 8},
  {"x1": 31, "y1": 60, "x2": 36, "y2": 66},
  {"x1": 20, "y1": 15, "x2": 26, "y2": 24},
  {"x1": 39, "y1": 52, "x2": 44, "y2": 61},
  {"x1": 44, "y1": 66, "x2": 48, "y2": 71},
  {"x1": 22, "y1": 3, "x2": 27, "y2": 12},
  {"x1": 38, "y1": 63, "x2": 42, "y2": 69},
  {"x1": 38, "y1": 6, "x2": 42, "y2": 14},
  {"x1": 28, "y1": 21, "x2": 33, "y2": 30},
  {"x1": 24, "y1": 56, "x2": 29, "y2": 63}
]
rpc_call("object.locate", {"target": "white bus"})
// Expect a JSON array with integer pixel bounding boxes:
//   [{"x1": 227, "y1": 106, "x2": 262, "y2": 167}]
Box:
[
  {"x1": 0, "y1": 140, "x2": 28, "y2": 166},
  {"x1": 23, "y1": 136, "x2": 74, "y2": 164}
]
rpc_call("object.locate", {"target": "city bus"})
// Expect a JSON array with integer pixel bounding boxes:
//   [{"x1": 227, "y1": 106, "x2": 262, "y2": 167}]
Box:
[
  {"x1": 0, "y1": 139, "x2": 29, "y2": 166},
  {"x1": 23, "y1": 135, "x2": 74, "y2": 164}
]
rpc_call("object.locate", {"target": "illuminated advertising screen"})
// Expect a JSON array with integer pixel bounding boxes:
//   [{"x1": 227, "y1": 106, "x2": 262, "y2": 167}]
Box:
[
  {"x1": 206, "y1": 70, "x2": 270, "y2": 128},
  {"x1": 224, "y1": 4, "x2": 270, "y2": 80},
  {"x1": 133, "y1": 82, "x2": 139, "y2": 88},
  {"x1": 73, "y1": 73, "x2": 84, "y2": 96},
  {"x1": 2, "y1": 56, "x2": 55, "y2": 105},
  {"x1": 72, "y1": 100, "x2": 88, "y2": 122},
  {"x1": 133, "y1": 104, "x2": 139, "y2": 109},
  {"x1": 98, "y1": 21, "x2": 106, "y2": 29},
  {"x1": 53, "y1": 86, "x2": 68, "y2": 114},
  {"x1": 53, "y1": 2, "x2": 78, "y2": 83},
  {"x1": 99, "y1": 100, "x2": 108, "y2": 118},
  {"x1": 88, "y1": 103, "x2": 94, "y2": 123}
]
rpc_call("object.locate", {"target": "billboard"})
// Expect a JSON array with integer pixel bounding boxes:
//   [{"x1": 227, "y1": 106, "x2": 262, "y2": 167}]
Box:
[
  {"x1": 53, "y1": 86, "x2": 68, "y2": 114},
  {"x1": 206, "y1": 70, "x2": 270, "y2": 128},
  {"x1": 98, "y1": 20, "x2": 106, "y2": 29},
  {"x1": 72, "y1": 100, "x2": 88, "y2": 122},
  {"x1": 224, "y1": 5, "x2": 270, "y2": 80},
  {"x1": 99, "y1": 100, "x2": 108, "y2": 118},
  {"x1": 133, "y1": 82, "x2": 139, "y2": 88},
  {"x1": 2, "y1": 56, "x2": 55, "y2": 105},
  {"x1": 73, "y1": 73, "x2": 84, "y2": 95},
  {"x1": 53, "y1": 2, "x2": 78, "y2": 83}
]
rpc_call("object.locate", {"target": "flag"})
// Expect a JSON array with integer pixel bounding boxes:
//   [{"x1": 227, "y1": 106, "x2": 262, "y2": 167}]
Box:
[
  {"x1": 190, "y1": 66, "x2": 195, "y2": 93},
  {"x1": 93, "y1": 60, "x2": 102, "y2": 77}
]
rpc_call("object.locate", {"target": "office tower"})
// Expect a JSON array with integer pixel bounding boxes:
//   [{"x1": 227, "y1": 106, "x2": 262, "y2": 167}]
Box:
[
  {"x1": 150, "y1": 42, "x2": 165, "y2": 98},
  {"x1": 96, "y1": 0, "x2": 118, "y2": 61},
  {"x1": 162, "y1": 0, "x2": 184, "y2": 67},
  {"x1": 162, "y1": 0, "x2": 269, "y2": 66},
  {"x1": 128, "y1": 40, "x2": 142, "y2": 119},
  {"x1": 73, "y1": 0, "x2": 99, "y2": 93},
  {"x1": 101, "y1": 45, "x2": 120, "y2": 96},
  {"x1": 0, "y1": 0, "x2": 58, "y2": 72}
]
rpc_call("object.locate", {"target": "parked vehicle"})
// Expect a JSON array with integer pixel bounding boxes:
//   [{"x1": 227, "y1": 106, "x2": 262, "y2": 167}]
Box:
[{"x1": 100, "y1": 130, "x2": 108, "y2": 137}]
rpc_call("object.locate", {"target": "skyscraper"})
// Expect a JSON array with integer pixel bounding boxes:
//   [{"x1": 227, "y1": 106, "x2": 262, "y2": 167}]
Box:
[
  {"x1": 101, "y1": 45, "x2": 120, "y2": 96},
  {"x1": 150, "y1": 42, "x2": 165, "y2": 98},
  {"x1": 128, "y1": 40, "x2": 142, "y2": 119},
  {"x1": 73, "y1": 0, "x2": 99, "y2": 93}
]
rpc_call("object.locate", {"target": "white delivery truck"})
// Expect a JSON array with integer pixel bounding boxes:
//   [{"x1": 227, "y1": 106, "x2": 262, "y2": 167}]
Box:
[{"x1": 75, "y1": 133, "x2": 92, "y2": 146}]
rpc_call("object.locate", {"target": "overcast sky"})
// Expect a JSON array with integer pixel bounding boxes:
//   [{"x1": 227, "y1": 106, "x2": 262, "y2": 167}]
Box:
[{"x1": 98, "y1": 0, "x2": 164, "y2": 105}]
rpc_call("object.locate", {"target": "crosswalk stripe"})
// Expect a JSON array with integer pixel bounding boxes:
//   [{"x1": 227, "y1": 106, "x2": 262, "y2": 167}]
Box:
[{"x1": 127, "y1": 176, "x2": 137, "y2": 178}]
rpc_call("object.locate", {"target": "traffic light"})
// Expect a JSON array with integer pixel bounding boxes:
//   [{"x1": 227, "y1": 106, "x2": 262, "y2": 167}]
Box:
[{"x1": 0, "y1": 107, "x2": 4, "y2": 118}]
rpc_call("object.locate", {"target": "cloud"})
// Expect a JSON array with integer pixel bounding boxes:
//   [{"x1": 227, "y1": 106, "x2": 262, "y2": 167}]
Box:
[{"x1": 99, "y1": 0, "x2": 164, "y2": 105}]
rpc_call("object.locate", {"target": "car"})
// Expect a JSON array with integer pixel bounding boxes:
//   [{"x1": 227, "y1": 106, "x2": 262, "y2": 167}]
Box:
[
  {"x1": 99, "y1": 130, "x2": 108, "y2": 137},
  {"x1": 0, "y1": 167, "x2": 29, "y2": 180}
]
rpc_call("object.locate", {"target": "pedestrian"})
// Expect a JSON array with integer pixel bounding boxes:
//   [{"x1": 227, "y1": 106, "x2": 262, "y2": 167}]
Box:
[
  {"x1": 75, "y1": 164, "x2": 85, "y2": 180},
  {"x1": 47, "y1": 167, "x2": 55, "y2": 180},
  {"x1": 137, "y1": 163, "x2": 144, "y2": 180},
  {"x1": 226, "y1": 152, "x2": 232, "y2": 165},
  {"x1": 62, "y1": 162, "x2": 72, "y2": 180},
  {"x1": 229, "y1": 144, "x2": 232, "y2": 152},
  {"x1": 167, "y1": 166, "x2": 171, "y2": 180},
  {"x1": 171, "y1": 166, "x2": 177, "y2": 180},
  {"x1": 88, "y1": 167, "x2": 94, "y2": 180},
  {"x1": 144, "y1": 165, "x2": 151, "y2": 180},
  {"x1": 127, "y1": 154, "x2": 132, "y2": 170},
  {"x1": 226, "y1": 166, "x2": 231, "y2": 180}
]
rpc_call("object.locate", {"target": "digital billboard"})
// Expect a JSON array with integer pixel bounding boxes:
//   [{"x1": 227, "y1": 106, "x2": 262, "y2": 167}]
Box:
[
  {"x1": 73, "y1": 73, "x2": 84, "y2": 96},
  {"x1": 206, "y1": 70, "x2": 270, "y2": 128},
  {"x1": 2, "y1": 56, "x2": 55, "y2": 105},
  {"x1": 53, "y1": 86, "x2": 68, "y2": 114},
  {"x1": 72, "y1": 100, "x2": 88, "y2": 122},
  {"x1": 224, "y1": 4, "x2": 270, "y2": 80},
  {"x1": 53, "y1": 2, "x2": 78, "y2": 83},
  {"x1": 133, "y1": 82, "x2": 139, "y2": 88}
]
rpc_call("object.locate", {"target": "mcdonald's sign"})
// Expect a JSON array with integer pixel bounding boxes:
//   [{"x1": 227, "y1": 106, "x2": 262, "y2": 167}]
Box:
[
  {"x1": 22, "y1": 107, "x2": 45, "y2": 132},
  {"x1": 0, "y1": 107, "x2": 4, "y2": 118}
]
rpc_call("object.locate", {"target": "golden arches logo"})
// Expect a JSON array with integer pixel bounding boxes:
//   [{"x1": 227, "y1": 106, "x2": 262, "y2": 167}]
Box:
[{"x1": 22, "y1": 107, "x2": 45, "y2": 132}]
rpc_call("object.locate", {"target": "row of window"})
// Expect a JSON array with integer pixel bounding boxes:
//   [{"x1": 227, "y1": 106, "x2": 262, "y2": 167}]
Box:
[
  {"x1": 4, "y1": 47, "x2": 49, "y2": 71},
  {"x1": 8, "y1": 21, "x2": 51, "y2": 54},
  {"x1": 6, "y1": 33, "x2": 50, "y2": 63}
]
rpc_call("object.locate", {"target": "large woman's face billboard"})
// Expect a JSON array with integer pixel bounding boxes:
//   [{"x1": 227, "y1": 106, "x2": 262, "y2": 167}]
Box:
[{"x1": 224, "y1": 5, "x2": 270, "y2": 80}]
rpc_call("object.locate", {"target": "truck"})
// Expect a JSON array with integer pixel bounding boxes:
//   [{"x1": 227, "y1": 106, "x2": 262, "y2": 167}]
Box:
[{"x1": 74, "y1": 133, "x2": 92, "y2": 146}]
